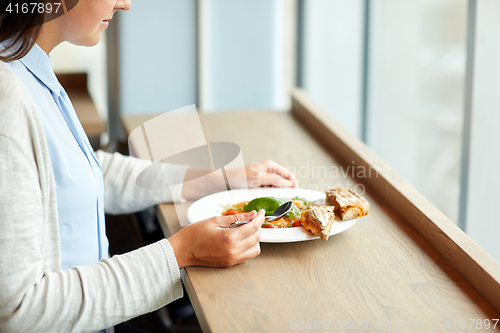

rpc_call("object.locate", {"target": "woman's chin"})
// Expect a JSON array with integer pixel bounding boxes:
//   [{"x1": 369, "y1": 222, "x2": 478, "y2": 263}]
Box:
[
  {"x1": 74, "y1": 35, "x2": 102, "y2": 47},
  {"x1": 70, "y1": 29, "x2": 105, "y2": 47}
]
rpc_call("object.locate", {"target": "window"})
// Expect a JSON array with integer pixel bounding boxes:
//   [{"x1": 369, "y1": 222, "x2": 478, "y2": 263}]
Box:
[
  {"x1": 367, "y1": 0, "x2": 466, "y2": 223},
  {"x1": 298, "y1": 0, "x2": 500, "y2": 262}
]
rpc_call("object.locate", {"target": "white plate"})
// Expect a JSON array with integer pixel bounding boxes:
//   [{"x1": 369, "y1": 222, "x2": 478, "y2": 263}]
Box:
[{"x1": 187, "y1": 188, "x2": 357, "y2": 243}]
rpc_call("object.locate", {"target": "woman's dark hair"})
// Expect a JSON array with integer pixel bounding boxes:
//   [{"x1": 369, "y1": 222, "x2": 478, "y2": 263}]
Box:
[{"x1": 0, "y1": 2, "x2": 45, "y2": 62}]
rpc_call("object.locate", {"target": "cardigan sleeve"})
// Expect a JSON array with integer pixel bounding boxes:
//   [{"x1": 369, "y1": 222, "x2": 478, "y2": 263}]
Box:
[
  {"x1": 0, "y1": 135, "x2": 183, "y2": 333},
  {"x1": 95, "y1": 150, "x2": 189, "y2": 215}
]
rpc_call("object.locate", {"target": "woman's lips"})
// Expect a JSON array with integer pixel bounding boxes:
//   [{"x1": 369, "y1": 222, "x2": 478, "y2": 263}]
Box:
[{"x1": 101, "y1": 20, "x2": 109, "y2": 28}]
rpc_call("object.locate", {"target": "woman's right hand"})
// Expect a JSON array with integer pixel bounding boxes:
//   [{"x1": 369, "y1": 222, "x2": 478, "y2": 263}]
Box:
[{"x1": 168, "y1": 210, "x2": 264, "y2": 268}]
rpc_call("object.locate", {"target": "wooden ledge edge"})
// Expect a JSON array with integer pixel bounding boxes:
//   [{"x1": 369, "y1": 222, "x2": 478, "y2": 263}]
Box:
[
  {"x1": 291, "y1": 88, "x2": 500, "y2": 314},
  {"x1": 181, "y1": 269, "x2": 212, "y2": 333}
]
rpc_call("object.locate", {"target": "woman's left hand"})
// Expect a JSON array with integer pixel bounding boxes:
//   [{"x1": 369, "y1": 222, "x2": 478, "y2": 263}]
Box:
[
  {"x1": 181, "y1": 160, "x2": 298, "y2": 199},
  {"x1": 226, "y1": 160, "x2": 298, "y2": 189}
]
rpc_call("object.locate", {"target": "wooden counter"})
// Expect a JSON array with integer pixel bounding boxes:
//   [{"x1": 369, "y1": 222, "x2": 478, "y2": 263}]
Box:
[{"x1": 122, "y1": 90, "x2": 500, "y2": 332}]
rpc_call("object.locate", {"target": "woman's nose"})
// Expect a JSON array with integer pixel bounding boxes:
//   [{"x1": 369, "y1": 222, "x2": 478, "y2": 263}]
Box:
[{"x1": 115, "y1": 0, "x2": 132, "y2": 11}]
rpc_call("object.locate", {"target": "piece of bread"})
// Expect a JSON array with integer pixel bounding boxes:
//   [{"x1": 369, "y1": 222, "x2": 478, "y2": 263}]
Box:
[
  {"x1": 302, "y1": 206, "x2": 336, "y2": 240},
  {"x1": 325, "y1": 188, "x2": 370, "y2": 220}
]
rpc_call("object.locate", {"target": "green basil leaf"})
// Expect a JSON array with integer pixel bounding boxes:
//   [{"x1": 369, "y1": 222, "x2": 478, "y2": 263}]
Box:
[{"x1": 242, "y1": 197, "x2": 283, "y2": 215}]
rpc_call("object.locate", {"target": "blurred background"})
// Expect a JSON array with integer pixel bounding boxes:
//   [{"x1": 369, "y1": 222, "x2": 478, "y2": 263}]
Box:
[{"x1": 50, "y1": 0, "x2": 500, "y2": 263}]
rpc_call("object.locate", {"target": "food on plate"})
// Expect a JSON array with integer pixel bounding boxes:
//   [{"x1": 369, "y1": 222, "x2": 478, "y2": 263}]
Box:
[
  {"x1": 325, "y1": 187, "x2": 370, "y2": 221},
  {"x1": 220, "y1": 188, "x2": 370, "y2": 236},
  {"x1": 220, "y1": 196, "x2": 312, "y2": 228},
  {"x1": 301, "y1": 206, "x2": 336, "y2": 241}
]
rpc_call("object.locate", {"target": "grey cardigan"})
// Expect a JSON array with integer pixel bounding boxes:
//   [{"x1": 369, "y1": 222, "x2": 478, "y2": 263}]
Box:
[{"x1": 0, "y1": 61, "x2": 187, "y2": 332}]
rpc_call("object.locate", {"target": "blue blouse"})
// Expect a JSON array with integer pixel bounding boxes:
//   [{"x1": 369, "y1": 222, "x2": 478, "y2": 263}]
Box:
[{"x1": 5, "y1": 43, "x2": 108, "y2": 270}]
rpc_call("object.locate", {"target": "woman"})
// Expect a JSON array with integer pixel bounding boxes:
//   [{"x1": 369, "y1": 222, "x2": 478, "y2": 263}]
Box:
[{"x1": 0, "y1": 1, "x2": 297, "y2": 332}]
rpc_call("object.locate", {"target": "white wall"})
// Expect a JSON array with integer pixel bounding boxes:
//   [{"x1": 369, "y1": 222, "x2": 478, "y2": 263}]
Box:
[
  {"x1": 200, "y1": 0, "x2": 287, "y2": 111},
  {"x1": 301, "y1": 0, "x2": 364, "y2": 138},
  {"x1": 119, "y1": 0, "x2": 197, "y2": 114},
  {"x1": 466, "y1": 0, "x2": 500, "y2": 262},
  {"x1": 117, "y1": 0, "x2": 291, "y2": 114}
]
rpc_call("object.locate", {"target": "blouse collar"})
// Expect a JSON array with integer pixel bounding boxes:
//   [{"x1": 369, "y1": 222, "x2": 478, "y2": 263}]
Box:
[{"x1": 18, "y1": 42, "x2": 62, "y2": 96}]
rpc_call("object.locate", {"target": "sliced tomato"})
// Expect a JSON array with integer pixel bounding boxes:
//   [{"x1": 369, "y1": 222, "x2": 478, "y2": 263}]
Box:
[
  {"x1": 292, "y1": 218, "x2": 302, "y2": 228},
  {"x1": 262, "y1": 223, "x2": 277, "y2": 228},
  {"x1": 222, "y1": 209, "x2": 243, "y2": 216}
]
